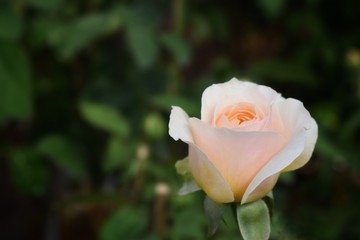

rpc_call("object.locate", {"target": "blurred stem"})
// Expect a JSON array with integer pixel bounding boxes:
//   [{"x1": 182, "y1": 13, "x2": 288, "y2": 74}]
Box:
[
  {"x1": 167, "y1": 63, "x2": 181, "y2": 94},
  {"x1": 173, "y1": 0, "x2": 184, "y2": 34},
  {"x1": 130, "y1": 143, "x2": 149, "y2": 202},
  {"x1": 357, "y1": 68, "x2": 360, "y2": 99},
  {"x1": 168, "y1": 0, "x2": 185, "y2": 94},
  {"x1": 130, "y1": 167, "x2": 145, "y2": 202},
  {"x1": 153, "y1": 182, "x2": 170, "y2": 237},
  {"x1": 12, "y1": 0, "x2": 25, "y2": 16}
]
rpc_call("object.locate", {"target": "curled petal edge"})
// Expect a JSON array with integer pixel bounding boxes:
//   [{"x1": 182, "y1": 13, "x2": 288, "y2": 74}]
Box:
[
  {"x1": 169, "y1": 106, "x2": 194, "y2": 143},
  {"x1": 243, "y1": 173, "x2": 279, "y2": 204},
  {"x1": 282, "y1": 118, "x2": 318, "y2": 172},
  {"x1": 242, "y1": 129, "x2": 306, "y2": 204},
  {"x1": 243, "y1": 98, "x2": 316, "y2": 203}
]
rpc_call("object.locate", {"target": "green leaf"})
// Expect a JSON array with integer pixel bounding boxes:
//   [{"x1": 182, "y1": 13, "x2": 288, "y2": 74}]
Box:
[
  {"x1": 100, "y1": 207, "x2": 148, "y2": 240},
  {"x1": 45, "y1": 8, "x2": 125, "y2": 60},
  {"x1": 79, "y1": 102, "x2": 130, "y2": 137},
  {"x1": 36, "y1": 134, "x2": 86, "y2": 177},
  {"x1": 161, "y1": 33, "x2": 190, "y2": 65},
  {"x1": 204, "y1": 196, "x2": 227, "y2": 237},
  {"x1": 124, "y1": 7, "x2": 159, "y2": 68},
  {"x1": 0, "y1": 5, "x2": 22, "y2": 41},
  {"x1": 102, "y1": 136, "x2": 135, "y2": 172},
  {"x1": 262, "y1": 192, "x2": 274, "y2": 218},
  {"x1": 237, "y1": 199, "x2": 271, "y2": 240},
  {"x1": 0, "y1": 41, "x2": 33, "y2": 125},
  {"x1": 105, "y1": 4, "x2": 126, "y2": 33},
  {"x1": 8, "y1": 148, "x2": 48, "y2": 196},
  {"x1": 59, "y1": 14, "x2": 109, "y2": 59},
  {"x1": 170, "y1": 205, "x2": 207, "y2": 239},
  {"x1": 256, "y1": 0, "x2": 286, "y2": 19}
]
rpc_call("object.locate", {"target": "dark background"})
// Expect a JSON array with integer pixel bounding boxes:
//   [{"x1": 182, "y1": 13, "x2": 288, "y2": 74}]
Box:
[{"x1": 1, "y1": 0, "x2": 360, "y2": 239}]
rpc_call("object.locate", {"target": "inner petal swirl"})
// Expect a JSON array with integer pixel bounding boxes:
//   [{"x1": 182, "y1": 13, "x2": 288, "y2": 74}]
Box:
[
  {"x1": 227, "y1": 104, "x2": 256, "y2": 125},
  {"x1": 216, "y1": 102, "x2": 264, "y2": 128}
]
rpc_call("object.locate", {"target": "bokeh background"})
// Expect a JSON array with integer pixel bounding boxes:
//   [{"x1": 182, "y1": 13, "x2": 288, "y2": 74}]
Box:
[{"x1": 1, "y1": 0, "x2": 360, "y2": 239}]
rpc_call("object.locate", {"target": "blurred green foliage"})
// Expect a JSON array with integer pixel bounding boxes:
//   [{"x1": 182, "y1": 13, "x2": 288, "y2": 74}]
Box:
[{"x1": 0, "y1": 0, "x2": 360, "y2": 239}]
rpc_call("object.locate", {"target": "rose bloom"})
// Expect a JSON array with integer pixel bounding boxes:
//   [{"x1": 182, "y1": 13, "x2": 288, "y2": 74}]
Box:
[{"x1": 169, "y1": 78, "x2": 318, "y2": 204}]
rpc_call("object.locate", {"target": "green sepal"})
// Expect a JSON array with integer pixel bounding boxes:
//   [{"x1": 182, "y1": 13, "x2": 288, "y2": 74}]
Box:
[
  {"x1": 236, "y1": 199, "x2": 271, "y2": 240},
  {"x1": 175, "y1": 157, "x2": 200, "y2": 195},
  {"x1": 175, "y1": 156, "x2": 191, "y2": 177},
  {"x1": 178, "y1": 180, "x2": 200, "y2": 195},
  {"x1": 262, "y1": 191, "x2": 274, "y2": 218},
  {"x1": 204, "y1": 196, "x2": 227, "y2": 237}
]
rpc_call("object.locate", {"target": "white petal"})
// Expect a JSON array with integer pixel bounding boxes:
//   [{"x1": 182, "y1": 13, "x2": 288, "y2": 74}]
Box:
[
  {"x1": 283, "y1": 118, "x2": 318, "y2": 171},
  {"x1": 270, "y1": 98, "x2": 312, "y2": 138},
  {"x1": 168, "y1": 106, "x2": 193, "y2": 143},
  {"x1": 188, "y1": 143, "x2": 235, "y2": 203}
]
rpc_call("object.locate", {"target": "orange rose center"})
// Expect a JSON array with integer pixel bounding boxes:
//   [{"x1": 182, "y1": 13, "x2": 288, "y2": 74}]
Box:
[
  {"x1": 228, "y1": 110, "x2": 256, "y2": 125},
  {"x1": 216, "y1": 102, "x2": 258, "y2": 127}
]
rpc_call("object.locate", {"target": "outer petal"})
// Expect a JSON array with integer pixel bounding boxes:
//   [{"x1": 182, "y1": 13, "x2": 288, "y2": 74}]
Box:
[
  {"x1": 244, "y1": 173, "x2": 279, "y2": 204},
  {"x1": 169, "y1": 106, "x2": 194, "y2": 143},
  {"x1": 270, "y1": 98, "x2": 310, "y2": 135},
  {"x1": 188, "y1": 143, "x2": 235, "y2": 203},
  {"x1": 189, "y1": 118, "x2": 286, "y2": 202},
  {"x1": 282, "y1": 118, "x2": 318, "y2": 172},
  {"x1": 242, "y1": 98, "x2": 311, "y2": 203},
  {"x1": 169, "y1": 106, "x2": 234, "y2": 203},
  {"x1": 201, "y1": 78, "x2": 280, "y2": 124}
]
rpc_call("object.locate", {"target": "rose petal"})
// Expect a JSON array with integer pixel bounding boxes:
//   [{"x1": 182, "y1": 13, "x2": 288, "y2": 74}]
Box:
[
  {"x1": 169, "y1": 106, "x2": 234, "y2": 203},
  {"x1": 242, "y1": 98, "x2": 311, "y2": 203},
  {"x1": 270, "y1": 98, "x2": 312, "y2": 138},
  {"x1": 189, "y1": 118, "x2": 286, "y2": 202},
  {"x1": 169, "y1": 106, "x2": 194, "y2": 143},
  {"x1": 201, "y1": 78, "x2": 280, "y2": 124},
  {"x1": 242, "y1": 132, "x2": 306, "y2": 204},
  {"x1": 282, "y1": 118, "x2": 318, "y2": 171},
  {"x1": 244, "y1": 173, "x2": 279, "y2": 204},
  {"x1": 189, "y1": 143, "x2": 235, "y2": 203}
]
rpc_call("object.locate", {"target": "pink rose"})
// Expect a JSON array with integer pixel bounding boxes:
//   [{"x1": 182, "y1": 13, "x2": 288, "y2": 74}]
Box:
[{"x1": 169, "y1": 78, "x2": 318, "y2": 204}]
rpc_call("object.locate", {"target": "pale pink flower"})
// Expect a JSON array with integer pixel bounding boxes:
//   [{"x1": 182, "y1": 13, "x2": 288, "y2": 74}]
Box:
[{"x1": 169, "y1": 78, "x2": 318, "y2": 204}]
